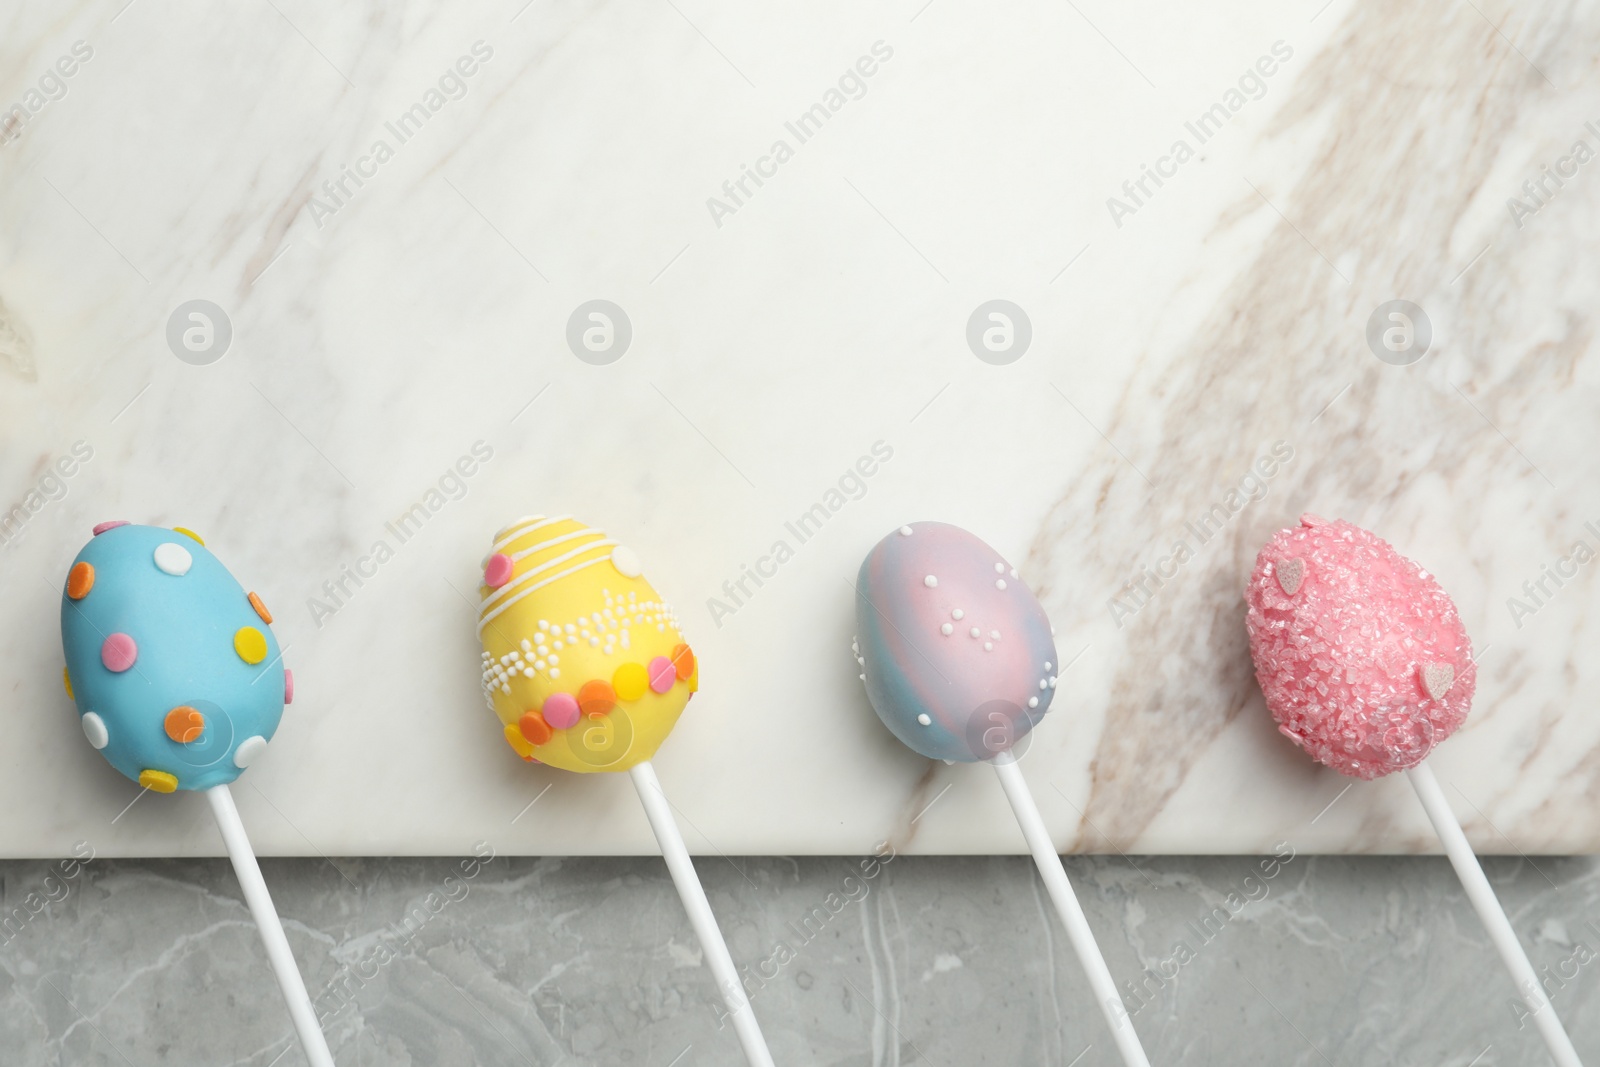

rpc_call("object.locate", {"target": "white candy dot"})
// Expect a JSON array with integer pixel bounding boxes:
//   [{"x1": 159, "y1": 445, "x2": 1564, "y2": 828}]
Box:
[
  {"x1": 234, "y1": 735, "x2": 268, "y2": 769},
  {"x1": 1028, "y1": 697, "x2": 1039, "y2": 709},
  {"x1": 983, "y1": 642, "x2": 993, "y2": 651},
  {"x1": 941, "y1": 623, "x2": 953, "y2": 635},
  {"x1": 1039, "y1": 679, "x2": 1048, "y2": 690},
  {"x1": 549, "y1": 668, "x2": 560, "y2": 679},
  {"x1": 1010, "y1": 568, "x2": 1018, "y2": 579},
  {"x1": 990, "y1": 630, "x2": 1000, "y2": 639},
  {"x1": 995, "y1": 579, "x2": 1007, "y2": 590},
  {"x1": 924, "y1": 575, "x2": 938, "y2": 588},
  {"x1": 969, "y1": 627, "x2": 981, "y2": 638},
  {"x1": 611, "y1": 545, "x2": 643, "y2": 578},
  {"x1": 952, "y1": 608, "x2": 964, "y2": 620},
  {"x1": 900, "y1": 526, "x2": 913, "y2": 536},
  {"x1": 81, "y1": 712, "x2": 108, "y2": 750},
  {"x1": 152, "y1": 542, "x2": 193, "y2": 576},
  {"x1": 994, "y1": 562, "x2": 1005, "y2": 573},
  {"x1": 917, "y1": 713, "x2": 932, "y2": 726},
  {"x1": 1044, "y1": 661, "x2": 1053, "y2": 670}
]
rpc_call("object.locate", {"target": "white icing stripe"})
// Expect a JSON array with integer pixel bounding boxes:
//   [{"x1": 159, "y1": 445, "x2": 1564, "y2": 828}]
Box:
[
  {"x1": 477, "y1": 555, "x2": 613, "y2": 636},
  {"x1": 479, "y1": 537, "x2": 617, "y2": 613},
  {"x1": 509, "y1": 527, "x2": 603, "y2": 563},
  {"x1": 490, "y1": 514, "x2": 567, "y2": 554}
]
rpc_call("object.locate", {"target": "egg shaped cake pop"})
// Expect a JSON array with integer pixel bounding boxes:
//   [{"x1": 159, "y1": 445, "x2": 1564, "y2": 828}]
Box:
[
  {"x1": 853, "y1": 522, "x2": 1058, "y2": 762},
  {"x1": 59, "y1": 523, "x2": 289, "y2": 792},
  {"x1": 1245, "y1": 514, "x2": 1476, "y2": 779},
  {"x1": 476, "y1": 516, "x2": 697, "y2": 773}
]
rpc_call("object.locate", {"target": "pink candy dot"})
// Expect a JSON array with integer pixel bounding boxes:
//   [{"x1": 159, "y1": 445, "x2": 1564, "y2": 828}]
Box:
[
  {"x1": 647, "y1": 656, "x2": 675, "y2": 694},
  {"x1": 484, "y1": 553, "x2": 514, "y2": 588},
  {"x1": 101, "y1": 633, "x2": 138, "y2": 672},
  {"x1": 92, "y1": 520, "x2": 130, "y2": 536},
  {"x1": 284, "y1": 668, "x2": 295, "y2": 705},
  {"x1": 542, "y1": 692, "x2": 580, "y2": 729}
]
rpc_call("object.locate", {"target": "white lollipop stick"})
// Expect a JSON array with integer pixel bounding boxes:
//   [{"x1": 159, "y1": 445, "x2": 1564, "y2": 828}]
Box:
[
  {"x1": 206, "y1": 784, "x2": 335, "y2": 1067},
  {"x1": 630, "y1": 760, "x2": 776, "y2": 1067},
  {"x1": 1406, "y1": 762, "x2": 1583, "y2": 1067},
  {"x1": 992, "y1": 751, "x2": 1152, "y2": 1067}
]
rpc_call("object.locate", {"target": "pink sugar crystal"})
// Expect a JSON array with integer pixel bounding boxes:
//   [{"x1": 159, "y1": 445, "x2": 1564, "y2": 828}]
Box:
[{"x1": 1244, "y1": 514, "x2": 1476, "y2": 779}]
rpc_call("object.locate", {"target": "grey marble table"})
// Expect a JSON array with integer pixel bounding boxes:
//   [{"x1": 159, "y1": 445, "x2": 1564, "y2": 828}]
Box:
[{"x1": 4, "y1": 852, "x2": 1597, "y2": 1066}]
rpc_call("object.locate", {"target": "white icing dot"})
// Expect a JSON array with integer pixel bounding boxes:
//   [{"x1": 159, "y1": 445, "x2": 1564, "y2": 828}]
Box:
[
  {"x1": 995, "y1": 579, "x2": 1007, "y2": 590},
  {"x1": 535, "y1": 660, "x2": 547, "y2": 670},
  {"x1": 900, "y1": 526, "x2": 914, "y2": 536},
  {"x1": 1010, "y1": 568, "x2": 1018, "y2": 579},
  {"x1": 611, "y1": 545, "x2": 643, "y2": 578},
  {"x1": 564, "y1": 624, "x2": 576, "y2": 635},
  {"x1": 994, "y1": 562, "x2": 1005, "y2": 573},
  {"x1": 549, "y1": 668, "x2": 560, "y2": 679},
  {"x1": 538, "y1": 620, "x2": 549, "y2": 631},
  {"x1": 589, "y1": 637, "x2": 600, "y2": 647},
  {"x1": 234, "y1": 735, "x2": 268, "y2": 769},
  {"x1": 81, "y1": 712, "x2": 108, "y2": 750},
  {"x1": 152, "y1": 542, "x2": 193, "y2": 576},
  {"x1": 548, "y1": 654, "x2": 559, "y2": 665},
  {"x1": 520, "y1": 639, "x2": 532, "y2": 652},
  {"x1": 983, "y1": 642, "x2": 993, "y2": 651},
  {"x1": 522, "y1": 667, "x2": 535, "y2": 678},
  {"x1": 969, "y1": 627, "x2": 980, "y2": 638},
  {"x1": 990, "y1": 630, "x2": 1000, "y2": 639},
  {"x1": 917, "y1": 713, "x2": 932, "y2": 726},
  {"x1": 923, "y1": 575, "x2": 938, "y2": 588},
  {"x1": 1044, "y1": 661, "x2": 1053, "y2": 670},
  {"x1": 553, "y1": 640, "x2": 563, "y2": 650},
  {"x1": 1028, "y1": 697, "x2": 1039, "y2": 709},
  {"x1": 1048, "y1": 676, "x2": 1057, "y2": 688},
  {"x1": 952, "y1": 608, "x2": 964, "y2": 620},
  {"x1": 941, "y1": 623, "x2": 953, "y2": 635},
  {"x1": 1039, "y1": 679, "x2": 1048, "y2": 690}
]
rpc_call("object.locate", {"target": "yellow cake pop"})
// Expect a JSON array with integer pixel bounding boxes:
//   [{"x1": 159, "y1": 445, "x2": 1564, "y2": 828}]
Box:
[{"x1": 476, "y1": 515, "x2": 697, "y2": 773}]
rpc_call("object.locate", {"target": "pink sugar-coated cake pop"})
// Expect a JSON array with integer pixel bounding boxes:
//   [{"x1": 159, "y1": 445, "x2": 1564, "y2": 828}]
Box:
[{"x1": 1245, "y1": 514, "x2": 1477, "y2": 780}]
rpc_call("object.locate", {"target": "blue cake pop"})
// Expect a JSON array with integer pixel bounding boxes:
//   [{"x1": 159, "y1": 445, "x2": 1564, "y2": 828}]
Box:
[{"x1": 59, "y1": 523, "x2": 290, "y2": 792}]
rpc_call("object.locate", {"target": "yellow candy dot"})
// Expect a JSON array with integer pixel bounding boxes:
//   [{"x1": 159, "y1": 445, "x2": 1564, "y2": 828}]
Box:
[
  {"x1": 613, "y1": 662, "x2": 648, "y2": 701},
  {"x1": 504, "y1": 723, "x2": 536, "y2": 759},
  {"x1": 688, "y1": 661, "x2": 699, "y2": 693},
  {"x1": 173, "y1": 526, "x2": 205, "y2": 545},
  {"x1": 63, "y1": 666, "x2": 73, "y2": 700},
  {"x1": 234, "y1": 626, "x2": 268, "y2": 665},
  {"x1": 139, "y1": 769, "x2": 178, "y2": 793}
]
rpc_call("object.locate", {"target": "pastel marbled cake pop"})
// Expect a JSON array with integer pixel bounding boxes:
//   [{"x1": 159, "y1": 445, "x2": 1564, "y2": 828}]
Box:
[
  {"x1": 1244, "y1": 513, "x2": 1476, "y2": 779},
  {"x1": 60, "y1": 522, "x2": 289, "y2": 792},
  {"x1": 476, "y1": 515, "x2": 697, "y2": 773},
  {"x1": 853, "y1": 522, "x2": 1058, "y2": 762}
]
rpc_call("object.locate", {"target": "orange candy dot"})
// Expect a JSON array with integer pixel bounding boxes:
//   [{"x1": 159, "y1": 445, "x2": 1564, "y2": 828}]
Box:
[
  {"x1": 248, "y1": 592, "x2": 273, "y2": 624},
  {"x1": 518, "y1": 710, "x2": 553, "y2": 746},
  {"x1": 671, "y1": 643, "x2": 695, "y2": 681},
  {"x1": 164, "y1": 706, "x2": 206, "y2": 744},
  {"x1": 67, "y1": 562, "x2": 95, "y2": 600},
  {"x1": 578, "y1": 680, "x2": 617, "y2": 718}
]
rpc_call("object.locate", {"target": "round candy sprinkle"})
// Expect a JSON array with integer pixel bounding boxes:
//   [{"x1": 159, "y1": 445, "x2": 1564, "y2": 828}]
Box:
[
  {"x1": 153, "y1": 542, "x2": 193, "y2": 576},
  {"x1": 101, "y1": 633, "x2": 138, "y2": 672},
  {"x1": 234, "y1": 627, "x2": 268, "y2": 665},
  {"x1": 249, "y1": 592, "x2": 273, "y2": 624},
  {"x1": 671, "y1": 643, "x2": 696, "y2": 681},
  {"x1": 62, "y1": 666, "x2": 73, "y2": 699},
  {"x1": 519, "y1": 710, "x2": 554, "y2": 745},
  {"x1": 233, "y1": 736, "x2": 268, "y2": 769},
  {"x1": 484, "y1": 553, "x2": 514, "y2": 588},
  {"x1": 542, "y1": 692, "x2": 580, "y2": 729},
  {"x1": 67, "y1": 562, "x2": 95, "y2": 600},
  {"x1": 647, "y1": 656, "x2": 676, "y2": 694},
  {"x1": 610, "y1": 545, "x2": 643, "y2": 578},
  {"x1": 283, "y1": 668, "x2": 294, "y2": 705},
  {"x1": 503, "y1": 724, "x2": 537, "y2": 759},
  {"x1": 613, "y1": 662, "x2": 648, "y2": 701},
  {"x1": 172, "y1": 527, "x2": 205, "y2": 545},
  {"x1": 92, "y1": 520, "x2": 129, "y2": 535},
  {"x1": 578, "y1": 680, "x2": 616, "y2": 718},
  {"x1": 81, "y1": 712, "x2": 108, "y2": 750},
  {"x1": 164, "y1": 706, "x2": 206, "y2": 743},
  {"x1": 139, "y1": 769, "x2": 178, "y2": 792}
]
